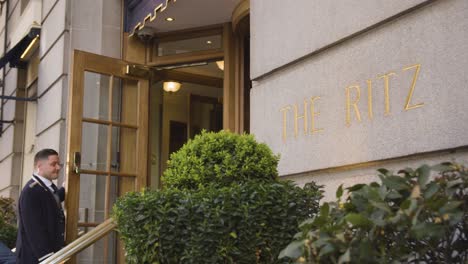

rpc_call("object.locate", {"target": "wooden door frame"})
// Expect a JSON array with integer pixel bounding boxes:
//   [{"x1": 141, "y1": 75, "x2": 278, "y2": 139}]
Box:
[
  {"x1": 125, "y1": 18, "x2": 250, "y2": 186},
  {"x1": 143, "y1": 23, "x2": 239, "y2": 133},
  {"x1": 65, "y1": 50, "x2": 149, "y2": 262}
]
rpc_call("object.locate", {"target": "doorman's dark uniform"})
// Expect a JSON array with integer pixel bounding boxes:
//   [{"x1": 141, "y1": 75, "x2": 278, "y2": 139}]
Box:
[{"x1": 16, "y1": 176, "x2": 65, "y2": 264}]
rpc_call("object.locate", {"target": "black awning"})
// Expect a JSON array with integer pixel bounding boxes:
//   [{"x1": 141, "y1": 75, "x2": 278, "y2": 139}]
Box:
[
  {"x1": 0, "y1": 26, "x2": 40, "y2": 70},
  {"x1": 125, "y1": 0, "x2": 174, "y2": 35}
]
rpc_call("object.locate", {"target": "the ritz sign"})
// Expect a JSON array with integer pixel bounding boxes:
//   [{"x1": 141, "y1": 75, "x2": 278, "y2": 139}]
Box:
[{"x1": 280, "y1": 63, "x2": 424, "y2": 142}]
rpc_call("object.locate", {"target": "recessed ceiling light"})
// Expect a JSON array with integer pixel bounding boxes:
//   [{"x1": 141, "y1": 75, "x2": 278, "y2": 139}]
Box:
[
  {"x1": 165, "y1": 17, "x2": 175, "y2": 22},
  {"x1": 206, "y1": 40, "x2": 212, "y2": 44}
]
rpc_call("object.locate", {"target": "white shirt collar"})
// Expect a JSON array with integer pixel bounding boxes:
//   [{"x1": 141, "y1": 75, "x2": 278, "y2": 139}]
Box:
[{"x1": 33, "y1": 173, "x2": 54, "y2": 192}]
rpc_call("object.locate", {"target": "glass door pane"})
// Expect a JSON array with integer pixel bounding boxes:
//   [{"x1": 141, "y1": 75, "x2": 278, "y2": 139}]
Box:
[
  {"x1": 67, "y1": 50, "x2": 149, "y2": 263},
  {"x1": 150, "y1": 61, "x2": 223, "y2": 175}
]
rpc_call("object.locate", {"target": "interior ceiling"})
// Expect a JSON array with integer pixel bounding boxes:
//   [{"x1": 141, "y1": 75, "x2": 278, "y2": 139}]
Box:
[{"x1": 146, "y1": 0, "x2": 242, "y2": 33}]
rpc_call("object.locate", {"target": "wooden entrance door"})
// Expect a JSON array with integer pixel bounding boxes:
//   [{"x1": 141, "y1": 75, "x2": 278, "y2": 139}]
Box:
[{"x1": 65, "y1": 50, "x2": 148, "y2": 262}]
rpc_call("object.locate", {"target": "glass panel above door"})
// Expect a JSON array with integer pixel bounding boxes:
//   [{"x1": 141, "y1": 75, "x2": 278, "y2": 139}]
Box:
[{"x1": 157, "y1": 34, "x2": 222, "y2": 56}]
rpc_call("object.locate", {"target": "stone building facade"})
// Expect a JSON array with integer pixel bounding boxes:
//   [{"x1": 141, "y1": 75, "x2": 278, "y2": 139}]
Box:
[{"x1": 0, "y1": 0, "x2": 467, "y2": 262}]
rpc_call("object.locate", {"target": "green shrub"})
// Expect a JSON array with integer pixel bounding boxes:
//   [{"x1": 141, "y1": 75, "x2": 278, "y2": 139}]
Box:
[
  {"x1": 0, "y1": 197, "x2": 17, "y2": 248},
  {"x1": 114, "y1": 181, "x2": 322, "y2": 264},
  {"x1": 115, "y1": 131, "x2": 322, "y2": 263},
  {"x1": 163, "y1": 130, "x2": 280, "y2": 190},
  {"x1": 280, "y1": 163, "x2": 468, "y2": 263}
]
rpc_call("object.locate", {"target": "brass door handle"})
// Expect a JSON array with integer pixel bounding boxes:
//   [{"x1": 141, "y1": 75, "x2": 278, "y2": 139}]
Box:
[{"x1": 73, "y1": 152, "x2": 81, "y2": 174}]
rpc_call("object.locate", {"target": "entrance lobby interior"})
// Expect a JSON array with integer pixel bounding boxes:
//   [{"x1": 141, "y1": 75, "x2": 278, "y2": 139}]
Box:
[{"x1": 70, "y1": 0, "x2": 250, "y2": 262}]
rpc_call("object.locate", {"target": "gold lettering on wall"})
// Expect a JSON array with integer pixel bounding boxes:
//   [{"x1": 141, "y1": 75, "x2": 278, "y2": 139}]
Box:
[
  {"x1": 403, "y1": 64, "x2": 424, "y2": 111},
  {"x1": 280, "y1": 106, "x2": 291, "y2": 142},
  {"x1": 345, "y1": 85, "x2": 362, "y2": 126},
  {"x1": 294, "y1": 101, "x2": 308, "y2": 138},
  {"x1": 367, "y1": 79, "x2": 373, "y2": 120},
  {"x1": 280, "y1": 63, "x2": 425, "y2": 142},
  {"x1": 310, "y1": 96, "x2": 324, "y2": 134},
  {"x1": 378, "y1": 72, "x2": 396, "y2": 116}
]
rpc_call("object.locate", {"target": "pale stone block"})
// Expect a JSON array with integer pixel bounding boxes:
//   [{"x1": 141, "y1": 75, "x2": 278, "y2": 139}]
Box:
[
  {"x1": 0, "y1": 156, "x2": 13, "y2": 190},
  {"x1": 0, "y1": 32, "x2": 4, "y2": 55},
  {"x1": 40, "y1": 0, "x2": 66, "y2": 56},
  {"x1": 6, "y1": 0, "x2": 21, "y2": 41},
  {"x1": 250, "y1": 0, "x2": 468, "y2": 176},
  {"x1": 251, "y1": 0, "x2": 431, "y2": 79},
  {"x1": 9, "y1": 0, "x2": 41, "y2": 47},
  {"x1": 69, "y1": 0, "x2": 123, "y2": 59},
  {"x1": 2, "y1": 99, "x2": 16, "y2": 121},
  {"x1": 35, "y1": 120, "x2": 63, "y2": 155},
  {"x1": 102, "y1": 0, "x2": 121, "y2": 28},
  {"x1": 0, "y1": 127, "x2": 14, "y2": 161},
  {"x1": 60, "y1": 75, "x2": 68, "y2": 122},
  {"x1": 70, "y1": 0, "x2": 102, "y2": 30},
  {"x1": 101, "y1": 27, "x2": 121, "y2": 59},
  {"x1": 8, "y1": 0, "x2": 19, "y2": 18},
  {"x1": 42, "y1": 0, "x2": 58, "y2": 22},
  {"x1": 4, "y1": 68, "x2": 18, "y2": 96},
  {"x1": 38, "y1": 32, "x2": 68, "y2": 95},
  {"x1": 70, "y1": 28, "x2": 101, "y2": 56},
  {"x1": 0, "y1": 4, "x2": 6, "y2": 34},
  {"x1": 36, "y1": 76, "x2": 64, "y2": 134},
  {"x1": 289, "y1": 149, "x2": 468, "y2": 202}
]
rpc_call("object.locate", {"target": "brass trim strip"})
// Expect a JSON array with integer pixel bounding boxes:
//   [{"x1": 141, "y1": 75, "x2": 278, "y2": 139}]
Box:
[
  {"x1": 148, "y1": 49, "x2": 224, "y2": 67},
  {"x1": 232, "y1": 0, "x2": 250, "y2": 32},
  {"x1": 77, "y1": 222, "x2": 100, "y2": 228},
  {"x1": 40, "y1": 218, "x2": 117, "y2": 264},
  {"x1": 155, "y1": 25, "x2": 223, "y2": 43},
  {"x1": 82, "y1": 118, "x2": 138, "y2": 129},
  {"x1": 80, "y1": 169, "x2": 137, "y2": 178}
]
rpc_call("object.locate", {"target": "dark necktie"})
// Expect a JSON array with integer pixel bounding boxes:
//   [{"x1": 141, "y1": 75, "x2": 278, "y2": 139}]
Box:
[
  {"x1": 50, "y1": 183, "x2": 62, "y2": 209},
  {"x1": 51, "y1": 183, "x2": 58, "y2": 193},
  {"x1": 51, "y1": 183, "x2": 66, "y2": 226}
]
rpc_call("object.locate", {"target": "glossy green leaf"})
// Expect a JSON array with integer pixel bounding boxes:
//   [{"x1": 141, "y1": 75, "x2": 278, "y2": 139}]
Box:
[
  {"x1": 281, "y1": 162, "x2": 468, "y2": 263},
  {"x1": 381, "y1": 176, "x2": 410, "y2": 191},
  {"x1": 347, "y1": 184, "x2": 366, "y2": 192},
  {"x1": 278, "y1": 241, "x2": 304, "y2": 259},
  {"x1": 338, "y1": 248, "x2": 351, "y2": 264},
  {"x1": 423, "y1": 182, "x2": 439, "y2": 199},
  {"x1": 416, "y1": 165, "x2": 431, "y2": 187},
  {"x1": 337, "y1": 184, "x2": 344, "y2": 199},
  {"x1": 345, "y1": 213, "x2": 372, "y2": 227}
]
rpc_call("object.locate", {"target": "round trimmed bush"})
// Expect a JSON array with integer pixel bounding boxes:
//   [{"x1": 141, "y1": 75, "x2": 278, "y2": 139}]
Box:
[
  {"x1": 114, "y1": 181, "x2": 322, "y2": 264},
  {"x1": 162, "y1": 130, "x2": 280, "y2": 190},
  {"x1": 115, "y1": 130, "x2": 323, "y2": 263}
]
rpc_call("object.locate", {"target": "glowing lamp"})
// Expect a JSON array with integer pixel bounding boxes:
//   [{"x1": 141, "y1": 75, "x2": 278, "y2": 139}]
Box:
[{"x1": 163, "y1": 81, "x2": 181, "y2": 92}]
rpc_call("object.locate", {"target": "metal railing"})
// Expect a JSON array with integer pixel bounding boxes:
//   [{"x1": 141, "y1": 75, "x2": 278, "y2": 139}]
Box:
[{"x1": 40, "y1": 218, "x2": 117, "y2": 264}]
